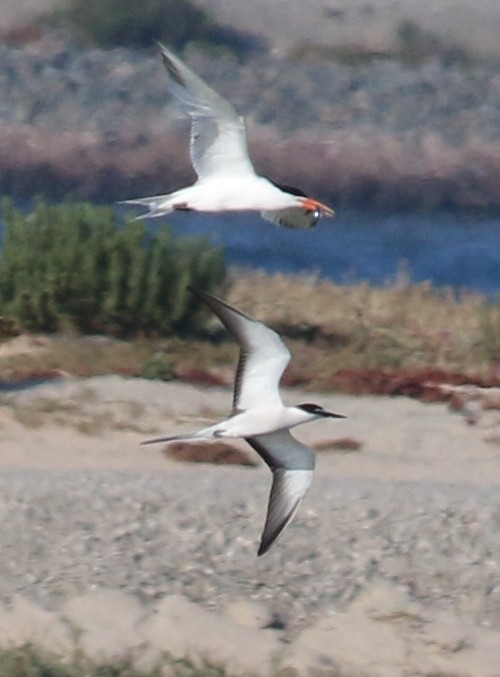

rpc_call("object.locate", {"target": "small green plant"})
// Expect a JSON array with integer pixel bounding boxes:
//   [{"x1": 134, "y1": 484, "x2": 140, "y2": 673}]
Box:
[
  {"x1": 0, "y1": 644, "x2": 236, "y2": 677},
  {"x1": 0, "y1": 313, "x2": 19, "y2": 340},
  {"x1": 140, "y1": 356, "x2": 176, "y2": 381},
  {"x1": 0, "y1": 199, "x2": 226, "y2": 337},
  {"x1": 479, "y1": 296, "x2": 500, "y2": 363},
  {"x1": 0, "y1": 644, "x2": 165, "y2": 677}
]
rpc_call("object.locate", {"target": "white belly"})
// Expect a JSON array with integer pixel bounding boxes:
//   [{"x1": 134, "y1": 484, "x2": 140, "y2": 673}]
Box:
[
  {"x1": 186, "y1": 176, "x2": 296, "y2": 212},
  {"x1": 212, "y1": 408, "x2": 302, "y2": 438}
]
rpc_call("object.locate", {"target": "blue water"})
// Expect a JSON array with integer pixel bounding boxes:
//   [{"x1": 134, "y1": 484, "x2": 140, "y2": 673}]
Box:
[{"x1": 159, "y1": 210, "x2": 500, "y2": 296}]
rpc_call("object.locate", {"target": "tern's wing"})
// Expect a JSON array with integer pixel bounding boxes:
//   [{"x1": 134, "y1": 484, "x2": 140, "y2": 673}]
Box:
[
  {"x1": 159, "y1": 43, "x2": 255, "y2": 180},
  {"x1": 189, "y1": 287, "x2": 290, "y2": 412},
  {"x1": 261, "y1": 207, "x2": 321, "y2": 230},
  {"x1": 246, "y1": 430, "x2": 315, "y2": 555}
]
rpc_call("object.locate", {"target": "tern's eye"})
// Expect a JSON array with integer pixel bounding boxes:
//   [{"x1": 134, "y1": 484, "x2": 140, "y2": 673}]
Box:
[{"x1": 299, "y1": 403, "x2": 323, "y2": 413}]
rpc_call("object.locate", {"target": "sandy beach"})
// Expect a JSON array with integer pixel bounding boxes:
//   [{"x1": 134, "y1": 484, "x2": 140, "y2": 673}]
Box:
[{"x1": 1, "y1": 374, "x2": 500, "y2": 675}]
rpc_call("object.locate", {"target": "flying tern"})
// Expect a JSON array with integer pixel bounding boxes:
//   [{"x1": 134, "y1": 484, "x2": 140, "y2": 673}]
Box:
[
  {"x1": 123, "y1": 43, "x2": 335, "y2": 230},
  {"x1": 143, "y1": 287, "x2": 345, "y2": 555}
]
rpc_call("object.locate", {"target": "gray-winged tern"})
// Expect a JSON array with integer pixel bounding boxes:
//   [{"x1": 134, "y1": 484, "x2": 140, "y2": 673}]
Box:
[{"x1": 143, "y1": 287, "x2": 345, "y2": 555}]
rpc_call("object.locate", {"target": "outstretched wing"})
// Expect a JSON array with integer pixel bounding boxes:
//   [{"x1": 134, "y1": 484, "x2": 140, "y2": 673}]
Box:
[
  {"x1": 159, "y1": 43, "x2": 255, "y2": 180},
  {"x1": 246, "y1": 429, "x2": 315, "y2": 555},
  {"x1": 190, "y1": 288, "x2": 290, "y2": 412}
]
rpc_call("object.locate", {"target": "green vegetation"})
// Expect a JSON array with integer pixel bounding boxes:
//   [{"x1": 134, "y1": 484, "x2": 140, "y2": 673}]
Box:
[
  {"x1": 0, "y1": 645, "x2": 156, "y2": 677},
  {"x1": 0, "y1": 644, "x2": 233, "y2": 677},
  {"x1": 0, "y1": 199, "x2": 225, "y2": 338},
  {"x1": 0, "y1": 202, "x2": 498, "y2": 389},
  {"x1": 479, "y1": 295, "x2": 500, "y2": 363},
  {"x1": 46, "y1": 0, "x2": 265, "y2": 57},
  {"x1": 1, "y1": 270, "x2": 499, "y2": 392}
]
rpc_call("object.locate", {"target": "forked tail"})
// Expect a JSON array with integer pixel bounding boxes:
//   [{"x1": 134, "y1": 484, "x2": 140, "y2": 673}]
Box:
[
  {"x1": 119, "y1": 195, "x2": 174, "y2": 219},
  {"x1": 141, "y1": 431, "x2": 199, "y2": 446}
]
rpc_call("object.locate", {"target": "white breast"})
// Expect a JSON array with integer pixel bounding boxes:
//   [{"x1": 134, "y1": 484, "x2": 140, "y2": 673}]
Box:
[{"x1": 189, "y1": 176, "x2": 298, "y2": 212}]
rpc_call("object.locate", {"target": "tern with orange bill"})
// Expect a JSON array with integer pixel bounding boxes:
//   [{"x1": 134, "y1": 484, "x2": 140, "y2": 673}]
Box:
[
  {"x1": 123, "y1": 43, "x2": 335, "y2": 230},
  {"x1": 143, "y1": 287, "x2": 345, "y2": 555}
]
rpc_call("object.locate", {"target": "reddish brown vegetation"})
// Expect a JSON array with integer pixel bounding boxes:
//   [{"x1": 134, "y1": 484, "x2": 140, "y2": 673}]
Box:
[
  {"x1": 326, "y1": 368, "x2": 500, "y2": 401},
  {"x1": 164, "y1": 440, "x2": 258, "y2": 466},
  {"x1": 173, "y1": 365, "x2": 228, "y2": 387},
  {"x1": 313, "y1": 437, "x2": 363, "y2": 452},
  {"x1": 3, "y1": 121, "x2": 500, "y2": 211},
  {"x1": 169, "y1": 363, "x2": 500, "y2": 404},
  {"x1": 0, "y1": 21, "x2": 42, "y2": 45},
  {"x1": 0, "y1": 122, "x2": 193, "y2": 202}
]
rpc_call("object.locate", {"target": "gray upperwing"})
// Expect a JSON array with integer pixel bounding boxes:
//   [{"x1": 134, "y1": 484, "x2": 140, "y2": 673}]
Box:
[
  {"x1": 246, "y1": 430, "x2": 315, "y2": 555},
  {"x1": 246, "y1": 429, "x2": 315, "y2": 472},
  {"x1": 258, "y1": 468, "x2": 311, "y2": 555}
]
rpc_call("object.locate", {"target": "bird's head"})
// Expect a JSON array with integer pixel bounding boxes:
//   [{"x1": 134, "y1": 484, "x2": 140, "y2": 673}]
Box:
[
  {"x1": 280, "y1": 184, "x2": 335, "y2": 218},
  {"x1": 266, "y1": 181, "x2": 335, "y2": 228},
  {"x1": 297, "y1": 402, "x2": 346, "y2": 419}
]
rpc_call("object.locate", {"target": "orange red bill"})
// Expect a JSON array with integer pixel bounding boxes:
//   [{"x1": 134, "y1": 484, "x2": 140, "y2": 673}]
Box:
[{"x1": 300, "y1": 198, "x2": 335, "y2": 217}]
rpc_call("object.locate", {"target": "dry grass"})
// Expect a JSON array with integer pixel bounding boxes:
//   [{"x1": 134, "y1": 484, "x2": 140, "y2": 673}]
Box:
[
  {"x1": 228, "y1": 270, "x2": 490, "y2": 373},
  {"x1": 1, "y1": 272, "x2": 499, "y2": 396},
  {"x1": 313, "y1": 437, "x2": 363, "y2": 452},
  {"x1": 0, "y1": 335, "x2": 156, "y2": 381}
]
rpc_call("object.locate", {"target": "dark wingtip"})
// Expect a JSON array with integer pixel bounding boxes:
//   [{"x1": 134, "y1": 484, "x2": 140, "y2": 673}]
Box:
[
  {"x1": 157, "y1": 41, "x2": 168, "y2": 58},
  {"x1": 188, "y1": 286, "x2": 210, "y2": 305},
  {"x1": 257, "y1": 540, "x2": 269, "y2": 557}
]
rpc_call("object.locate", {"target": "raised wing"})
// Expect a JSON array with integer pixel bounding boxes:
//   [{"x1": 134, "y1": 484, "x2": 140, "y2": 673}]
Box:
[
  {"x1": 261, "y1": 207, "x2": 321, "y2": 230},
  {"x1": 159, "y1": 43, "x2": 255, "y2": 180},
  {"x1": 246, "y1": 430, "x2": 315, "y2": 555},
  {"x1": 190, "y1": 287, "x2": 290, "y2": 412}
]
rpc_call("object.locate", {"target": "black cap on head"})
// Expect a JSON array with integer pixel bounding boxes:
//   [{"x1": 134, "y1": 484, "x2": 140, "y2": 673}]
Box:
[{"x1": 298, "y1": 403, "x2": 346, "y2": 419}]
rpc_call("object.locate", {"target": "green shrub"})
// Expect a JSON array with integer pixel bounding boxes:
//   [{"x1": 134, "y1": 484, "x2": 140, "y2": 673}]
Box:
[
  {"x1": 140, "y1": 356, "x2": 176, "y2": 381},
  {"x1": 0, "y1": 199, "x2": 226, "y2": 337}
]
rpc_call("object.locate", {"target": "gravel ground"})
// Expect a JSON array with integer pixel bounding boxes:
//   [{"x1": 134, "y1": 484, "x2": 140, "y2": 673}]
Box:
[
  {"x1": 2, "y1": 375, "x2": 500, "y2": 673},
  {"x1": 2, "y1": 466, "x2": 500, "y2": 634}
]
